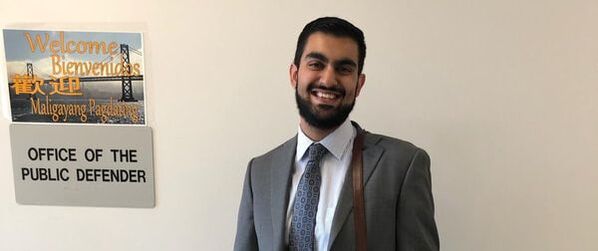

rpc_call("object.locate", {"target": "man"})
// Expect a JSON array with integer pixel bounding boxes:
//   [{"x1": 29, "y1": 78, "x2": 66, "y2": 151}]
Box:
[{"x1": 235, "y1": 17, "x2": 439, "y2": 251}]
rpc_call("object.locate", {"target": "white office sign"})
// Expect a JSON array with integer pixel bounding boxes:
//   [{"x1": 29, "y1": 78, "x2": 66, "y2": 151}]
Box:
[{"x1": 9, "y1": 124, "x2": 154, "y2": 208}]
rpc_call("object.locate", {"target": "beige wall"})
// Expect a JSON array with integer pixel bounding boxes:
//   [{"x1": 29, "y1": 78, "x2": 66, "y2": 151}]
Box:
[{"x1": 1, "y1": 0, "x2": 597, "y2": 250}]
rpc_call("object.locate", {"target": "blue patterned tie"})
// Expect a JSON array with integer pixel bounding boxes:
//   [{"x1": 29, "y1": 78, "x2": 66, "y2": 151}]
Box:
[{"x1": 289, "y1": 143, "x2": 328, "y2": 251}]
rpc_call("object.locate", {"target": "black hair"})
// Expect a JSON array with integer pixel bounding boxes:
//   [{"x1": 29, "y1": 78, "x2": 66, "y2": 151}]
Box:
[{"x1": 293, "y1": 17, "x2": 366, "y2": 74}]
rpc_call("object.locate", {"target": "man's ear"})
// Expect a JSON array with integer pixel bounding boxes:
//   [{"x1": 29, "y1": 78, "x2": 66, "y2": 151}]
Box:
[
  {"x1": 355, "y1": 73, "x2": 366, "y2": 97},
  {"x1": 289, "y1": 63, "x2": 298, "y2": 89}
]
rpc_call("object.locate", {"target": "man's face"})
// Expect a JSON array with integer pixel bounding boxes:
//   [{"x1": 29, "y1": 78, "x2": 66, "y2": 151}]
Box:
[{"x1": 290, "y1": 32, "x2": 366, "y2": 130}]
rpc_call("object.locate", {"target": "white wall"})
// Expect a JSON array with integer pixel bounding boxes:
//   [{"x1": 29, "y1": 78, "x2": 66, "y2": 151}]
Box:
[{"x1": 1, "y1": 0, "x2": 597, "y2": 250}]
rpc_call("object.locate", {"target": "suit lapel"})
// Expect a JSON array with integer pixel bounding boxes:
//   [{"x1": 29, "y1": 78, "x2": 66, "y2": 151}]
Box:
[
  {"x1": 270, "y1": 136, "x2": 297, "y2": 251},
  {"x1": 361, "y1": 133, "x2": 385, "y2": 188},
  {"x1": 328, "y1": 132, "x2": 384, "y2": 249}
]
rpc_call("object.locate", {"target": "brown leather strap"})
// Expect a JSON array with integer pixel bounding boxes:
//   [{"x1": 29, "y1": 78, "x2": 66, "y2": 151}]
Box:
[{"x1": 351, "y1": 130, "x2": 367, "y2": 251}]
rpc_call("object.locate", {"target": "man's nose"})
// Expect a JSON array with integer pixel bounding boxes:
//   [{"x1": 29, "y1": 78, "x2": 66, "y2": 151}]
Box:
[{"x1": 319, "y1": 66, "x2": 337, "y2": 87}]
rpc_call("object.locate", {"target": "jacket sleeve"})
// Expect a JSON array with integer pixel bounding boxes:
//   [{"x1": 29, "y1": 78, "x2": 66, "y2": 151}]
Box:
[
  {"x1": 397, "y1": 149, "x2": 440, "y2": 250},
  {"x1": 234, "y1": 159, "x2": 259, "y2": 251}
]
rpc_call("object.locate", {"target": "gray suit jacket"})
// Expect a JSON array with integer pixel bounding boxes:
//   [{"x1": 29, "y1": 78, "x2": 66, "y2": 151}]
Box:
[{"x1": 234, "y1": 123, "x2": 439, "y2": 251}]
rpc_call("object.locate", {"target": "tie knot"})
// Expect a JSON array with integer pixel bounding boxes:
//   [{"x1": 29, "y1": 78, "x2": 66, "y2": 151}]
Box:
[{"x1": 308, "y1": 143, "x2": 327, "y2": 162}]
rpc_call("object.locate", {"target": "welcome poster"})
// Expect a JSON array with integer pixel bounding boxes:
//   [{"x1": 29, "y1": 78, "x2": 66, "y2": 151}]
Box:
[{"x1": 3, "y1": 29, "x2": 145, "y2": 124}]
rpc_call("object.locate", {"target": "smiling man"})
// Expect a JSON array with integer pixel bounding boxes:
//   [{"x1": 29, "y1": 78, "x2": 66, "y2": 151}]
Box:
[{"x1": 234, "y1": 17, "x2": 439, "y2": 251}]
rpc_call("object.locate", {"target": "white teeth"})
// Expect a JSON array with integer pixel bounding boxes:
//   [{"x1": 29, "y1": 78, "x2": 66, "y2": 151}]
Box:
[{"x1": 315, "y1": 91, "x2": 337, "y2": 99}]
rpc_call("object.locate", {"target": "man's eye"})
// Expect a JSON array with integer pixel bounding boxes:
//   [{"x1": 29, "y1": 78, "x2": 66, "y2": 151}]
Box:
[
  {"x1": 338, "y1": 67, "x2": 353, "y2": 74},
  {"x1": 308, "y1": 62, "x2": 323, "y2": 69}
]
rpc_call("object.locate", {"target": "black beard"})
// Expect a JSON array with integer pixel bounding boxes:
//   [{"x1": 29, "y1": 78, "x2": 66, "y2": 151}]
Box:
[{"x1": 295, "y1": 87, "x2": 355, "y2": 130}]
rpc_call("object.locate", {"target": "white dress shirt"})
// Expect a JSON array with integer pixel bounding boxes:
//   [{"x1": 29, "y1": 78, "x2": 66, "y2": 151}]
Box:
[{"x1": 285, "y1": 118, "x2": 356, "y2": 251}]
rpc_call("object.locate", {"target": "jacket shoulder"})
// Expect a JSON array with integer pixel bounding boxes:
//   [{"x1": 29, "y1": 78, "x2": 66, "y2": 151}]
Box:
[
  {"x1": 365, "y1": 131, "x2": 428, "y2": 158},
  {"x1": 249, "y1": 135, "x2": 297, "y2": 170}
]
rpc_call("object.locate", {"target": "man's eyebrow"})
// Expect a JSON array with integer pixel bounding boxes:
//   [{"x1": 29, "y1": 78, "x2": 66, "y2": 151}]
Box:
[
  {"x1": 335, "y1": 58, "x2": 357, "y2": 68},
  {"x1": 306, "y1": 52, "x2": 357, "y2": 68},
  {"x1": 305, "y1": 52, "x2": 329, "y2": 63}
]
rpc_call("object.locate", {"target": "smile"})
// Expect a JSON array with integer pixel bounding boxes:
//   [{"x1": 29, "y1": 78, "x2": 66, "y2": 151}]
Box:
[{"x1": 310, "y1": 89, "x2": 343, "y2": 100}]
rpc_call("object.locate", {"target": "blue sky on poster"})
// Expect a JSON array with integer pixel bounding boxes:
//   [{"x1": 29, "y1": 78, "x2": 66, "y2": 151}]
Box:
[{"x1": 3, "y1": 29, "x2": 143, "y2": 77}]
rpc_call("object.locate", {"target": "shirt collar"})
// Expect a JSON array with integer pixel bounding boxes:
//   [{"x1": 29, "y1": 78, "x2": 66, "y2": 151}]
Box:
[{"x1": 296, "y1": 118, "x2": 355, "y2": 161}]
